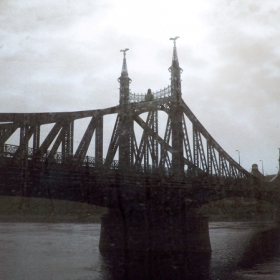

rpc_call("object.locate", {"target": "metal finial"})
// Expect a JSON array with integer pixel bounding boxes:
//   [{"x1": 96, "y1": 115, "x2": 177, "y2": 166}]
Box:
[
  {"x1": 120, "y1": 48, "x2": 130, "y2": 76},
  {"x1": 169, "y1": 37, "x2": 180, "y2": 65},
  {"x1": 169, "y1": 36, "x2": 180, "y2": 46},
  {"x1": 120, "y1": 48, "x2": 129, "y2": 58}
]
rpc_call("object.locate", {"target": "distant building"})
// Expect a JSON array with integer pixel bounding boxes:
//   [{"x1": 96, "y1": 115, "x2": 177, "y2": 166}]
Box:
[
  {"x1": 251, "y1": 163, "x2": 279, "y2": 183},
  {"x1": 251, "y1": 164, "x2": 264, "y2": 180}
]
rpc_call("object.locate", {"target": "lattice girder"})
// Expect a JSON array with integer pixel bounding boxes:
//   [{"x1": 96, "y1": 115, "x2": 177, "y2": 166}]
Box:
[
  {"x1": 104, "y1": 115, "x2": 121, "y2": 167},
  {"x1": 181, "y1": 99, "x2": 250, "y2": 178},
  {"x1": 95, "y1": 115, "x2": 103, "y2": 167},
  {"x1": 219, "y1": 155, "x2": 230, "y2": 177},
  {"x1": 0, "y1": 85, "x2": 252, "y2": 179},
  {"x1": 34, "y1": 122, "x2": 63, "y2": 159},
  {"x1": 134, "y1": 111, "x2": 159, "y2": 171},
  {"x1": 0, "y1": 123, "x2": 19, "y2": 149},
  {"x1": 192, "y1": 125, "x2": 208, "y2": 173},
  {"x1": 75, "y1": 117, "x2": 97, "y2": 163},
  {"x1": 207, "y1": 143, "x2": 219, "y2": 175},
  {"x1": 13, "y1": 125, "x2": 36, "y2": 159},
  {"x1": 33, "y1": 125, "x2": 40, "y2": 150},
  {"x1": 118, "y1": 114, "x2": 134, "y2": 170},
  {"x1": 48, "y1": 126, "x2": 67, "y2": 158},
  {"x1": 132, "y1": 131, "x2": 138, "y2": 160},
  {"x1": 134, "y1": 127, "x2": 148, "y2": 169},
  {"x1": 62, "y1": 121, "x2": 74, "y2": 159},
  {"x1": 159, "y1": 116, "x2": 171, "y2": 172},
  {"x1": 182, "y1": 116, "x2": 192, "y2": 163}
]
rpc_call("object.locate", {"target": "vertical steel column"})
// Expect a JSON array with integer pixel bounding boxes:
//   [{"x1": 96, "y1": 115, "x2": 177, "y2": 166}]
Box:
[
  {"x1": 118, "y1": 49, "x2": 133, "y2": 172},
  {"x1": 170, "y1": 98, "x2": 184, "y2": 179},
  {"x1": 219, "y1": 154, "x2": 223, "y2": 176},
  {"x1": 118, "y1": 114, "x2": 134, "y2": 171},
  {"x1": 149, "y1": 110, "x2": 158, "y2": 171},
  {"x1": 62, "y1": 121, "x2": 74, "y2": 161},
  {"x1": 193, "y1": 126, "x2": 199, "y2": 170},
  {"x1": 19, "y1": 120, "x2": 29, "y2": 195},
  {"x1": 0, "y1": 127, "x2": 6, "y2": 154},
  {"x1": 143, "y1": 138, "x2": 148, "y2": 171},
  {"x1": 20, "y1": 123, "x2": 28, "y2": 159},
  {"x1": 33, "y1": 125, "x2": 40, "y2": 151},
  {"x1": 95, "y1": 115, "x2": 103, "y2": 167},
  {"x1": 159, "y1": 116, "x2": 171, "y2": 173},
  {"x1": 207, "y1": 142, "x2": 212, "y2": 175}
]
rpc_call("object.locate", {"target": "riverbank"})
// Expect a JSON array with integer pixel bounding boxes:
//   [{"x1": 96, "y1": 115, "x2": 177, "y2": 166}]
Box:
[
  {"x1": 0, "y1": 196, "x2": 276, "y2": 223},
  {"x1": 0, "y1": 196, "x2": 107, "y2": 223},
  {"x1": 199, "y1": 197, "x2": 276, "y2": 221}
]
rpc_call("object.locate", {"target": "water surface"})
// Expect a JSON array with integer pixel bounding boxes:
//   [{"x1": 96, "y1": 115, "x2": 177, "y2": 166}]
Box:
[{"x1": 0, "y1": 222, "x2": 279, "y2": 279}]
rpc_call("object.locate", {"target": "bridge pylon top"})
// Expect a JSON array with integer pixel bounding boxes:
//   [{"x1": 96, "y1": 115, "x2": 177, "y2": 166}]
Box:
[
  {"x1": 169, "y1": 36, "x2": 182, "y2": 74},
  {"x1": 120, "y1": 48, "x2": 129, "y2": 78},
  {"x1": 118, "y1": 48, "x2": 131, "y2": 105}
]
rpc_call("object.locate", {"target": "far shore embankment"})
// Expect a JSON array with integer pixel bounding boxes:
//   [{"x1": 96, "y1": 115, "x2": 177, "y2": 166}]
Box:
[{"x1": 0, "y1": 196, "x2": 276, "y2": 223}]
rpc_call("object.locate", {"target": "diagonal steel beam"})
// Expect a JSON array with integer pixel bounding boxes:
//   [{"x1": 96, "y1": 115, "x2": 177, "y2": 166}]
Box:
[
  {"x1": 104, "y1": 115, "x2": 121, "y2": 167},
  {"x1": 75, "y1": 117, "x2": 97, "y2": 163},
  {"x1": 182, "y1": 116, "x2": 192, "y2": 163},
  {"x1": 34, "y1": 122, "x2": 63, "y2": 159},
  {"x1": 181, "y1": 99, "x2": 251, "y2": 178},
  {"x1": 48, "y1": 126, "x2": 67, "y2": 158},
  {"x1": 0, "y1": 123, "x2": 19, "y2": 145}
]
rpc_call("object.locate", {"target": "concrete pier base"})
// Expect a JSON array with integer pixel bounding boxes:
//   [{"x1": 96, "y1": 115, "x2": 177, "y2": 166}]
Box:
[
  {"x1": 273, "y1": 207, "x2": 280, "y2": 225},
  {"x1": 99, "y1": 209, "x2": 211, "y2": 253}
]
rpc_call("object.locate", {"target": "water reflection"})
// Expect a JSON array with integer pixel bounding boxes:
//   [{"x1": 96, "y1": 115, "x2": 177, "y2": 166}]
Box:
[
  {"x1": 99, "y1": 222, "x2": 280, "y2": 279},
  {"x1": 100, "y1": 250, "x2": 211, "y2": 280},
  {"x1": 238, "y1": 227, "x2": 280, "y2": 270}
]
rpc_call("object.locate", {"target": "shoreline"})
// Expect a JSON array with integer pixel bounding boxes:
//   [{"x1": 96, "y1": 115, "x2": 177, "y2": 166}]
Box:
[
  {"x1": 0, "y1": 214, "x2": 104, "y2": 223},
  {"x1": 0, "y1": 213, "x2": 275, "y2": 224},
  {"x1": 0, "y1": 195, "x2": 276, "y2": 223}
]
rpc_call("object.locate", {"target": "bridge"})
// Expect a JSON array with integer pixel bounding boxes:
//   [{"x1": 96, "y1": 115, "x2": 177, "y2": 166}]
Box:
[{"x1": 0, "y1": 39, "x2": 279, "y2": 253}]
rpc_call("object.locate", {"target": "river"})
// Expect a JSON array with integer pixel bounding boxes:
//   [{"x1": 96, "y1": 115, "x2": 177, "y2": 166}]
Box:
[{"x1": 0, "y1": 221, "x2": 280, "y2": 279}]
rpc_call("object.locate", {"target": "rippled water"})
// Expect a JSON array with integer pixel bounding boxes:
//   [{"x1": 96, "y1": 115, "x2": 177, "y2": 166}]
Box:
[{"x1": 0, "y1": 221, "x2": 279, "y2": 279}]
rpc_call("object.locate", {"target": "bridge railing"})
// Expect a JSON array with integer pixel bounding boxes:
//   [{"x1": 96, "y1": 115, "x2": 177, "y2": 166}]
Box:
[
  {"x1": 1, "y1": 144, "x2": 19, "y2": 157},
  {"x1": 0, "y1": 144, "x2": 250, "y2": 180},
  {"x1": 129, "y1": 85, "x2": 171, "y2": 103},
  {"x1": 0, "y1": 144, "x2": 129, "y2": 172},
  {"x1": 0, "y1": 144, "x2": 172, "y2": 176}
]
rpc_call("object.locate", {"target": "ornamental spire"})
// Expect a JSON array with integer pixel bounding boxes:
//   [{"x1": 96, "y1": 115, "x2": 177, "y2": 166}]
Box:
[
  {"x1": 169, "y1": 36, "x2": 181, "y2": 70},
  {"x1": 120, "y1": 48, "x2": 129, "y2": 77},
  {"x1": 118, "y1": 48, "x2": 131, "y2": 105},
  {"x1": 168, "y1": 36, "x2": 182, "y2": 100}
]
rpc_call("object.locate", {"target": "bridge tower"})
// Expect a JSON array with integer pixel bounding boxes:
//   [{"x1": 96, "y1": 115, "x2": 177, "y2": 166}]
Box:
[
  {"x1": 169, "y1": 37, "x2": 184, "y2": 180},
  {"x1": 118, "y1": 49, "x2": 133, "y2": 171}
]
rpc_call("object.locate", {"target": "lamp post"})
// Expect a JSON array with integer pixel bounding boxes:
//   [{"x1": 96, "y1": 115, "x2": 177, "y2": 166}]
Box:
[
  {"x1": 236, "y1": 150, "x2": 240, "y2": 165},
  {"x1": 259, "y1": 160, "x2": 264, "y2": 176}
]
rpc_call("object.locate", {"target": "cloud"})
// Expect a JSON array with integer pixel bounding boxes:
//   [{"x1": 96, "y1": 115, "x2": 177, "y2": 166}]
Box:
[
  {"x1": 186, "y1": 0, "x2": 280, "y2": 172},
  {"x1": 0, "y1": 0, "x2": 279, "y2": 174}
]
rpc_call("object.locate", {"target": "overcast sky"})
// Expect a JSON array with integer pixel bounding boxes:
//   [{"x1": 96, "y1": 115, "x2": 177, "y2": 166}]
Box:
[{"x1": 0, "y1": 0, "x2": 280, "y2": 175}]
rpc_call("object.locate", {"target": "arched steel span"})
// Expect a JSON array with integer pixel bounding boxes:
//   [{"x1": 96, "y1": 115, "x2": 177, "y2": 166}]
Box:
[{"x1": 0, "y1": 92, "x2": 250, "y2": 179}]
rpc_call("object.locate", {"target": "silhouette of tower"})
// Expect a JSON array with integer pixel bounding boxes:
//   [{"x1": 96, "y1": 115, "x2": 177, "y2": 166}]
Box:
[
  {"x1": 119, "y1": 49, "x2": 131, "y2": 105},
  {"x1": 118, "y1": 49, "x2": 133, "y2": 170},
  {"x1": 169, "y1": 37, "x2": 184, "y2": 180}
]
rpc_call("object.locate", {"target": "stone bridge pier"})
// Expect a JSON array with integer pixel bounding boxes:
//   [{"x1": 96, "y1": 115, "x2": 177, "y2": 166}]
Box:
[
  {"x1": 99, "y1": 207, "x2": 211, "y2": 254},
  {"x1": 274, "y1": 207, "x2": 280, "y2": 225}
]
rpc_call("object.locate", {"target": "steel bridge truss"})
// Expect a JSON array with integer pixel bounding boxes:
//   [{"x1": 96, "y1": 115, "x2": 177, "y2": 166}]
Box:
[{"x1": 0, "y1": 93, "x2": 250, "y2": 179}]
